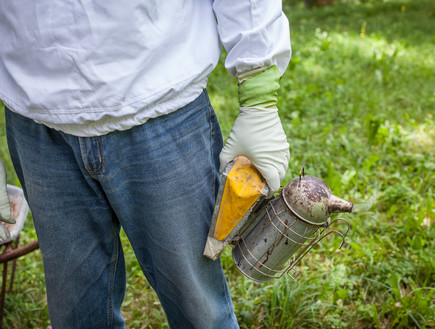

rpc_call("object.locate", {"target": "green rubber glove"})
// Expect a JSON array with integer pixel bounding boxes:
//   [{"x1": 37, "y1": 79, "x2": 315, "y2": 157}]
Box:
[
  {"x1": 219, "y1": 65, "x2": 290, "y2": 194},
  {"x1": 0, "y1": 160, "x2": 14, "y2": 241}
]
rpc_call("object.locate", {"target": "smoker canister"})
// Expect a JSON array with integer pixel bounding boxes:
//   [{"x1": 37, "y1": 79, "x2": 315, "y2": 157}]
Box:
[{"x1": 232, "y1": 175, "x2": 352, "y2": 282}]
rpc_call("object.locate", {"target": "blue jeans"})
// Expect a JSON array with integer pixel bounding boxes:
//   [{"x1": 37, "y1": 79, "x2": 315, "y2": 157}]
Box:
[{"x1": 6, "y1": 91, "x2": 239, "y2": 329}]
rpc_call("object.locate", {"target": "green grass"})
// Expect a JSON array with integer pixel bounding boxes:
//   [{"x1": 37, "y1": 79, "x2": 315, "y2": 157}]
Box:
[{"x1": 1, "y1": 0, "x2": 434, "y2": 328}]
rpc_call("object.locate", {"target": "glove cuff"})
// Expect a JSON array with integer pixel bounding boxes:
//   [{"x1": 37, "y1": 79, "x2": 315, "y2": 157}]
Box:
[{"x1": 237, "y1": 65, "x2": 281, "y2": 109}]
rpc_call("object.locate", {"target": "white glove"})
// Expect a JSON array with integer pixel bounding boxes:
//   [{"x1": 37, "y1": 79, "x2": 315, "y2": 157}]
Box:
[
  {"x1": 0, "y1": 160, "x2": 14, "y2": 241},
  {"x1": 219, "y1": 106, "x2": 290, "y2": 194},
  {"x1": 219, "y1": 65, "x2": 290, "y2": 194}
]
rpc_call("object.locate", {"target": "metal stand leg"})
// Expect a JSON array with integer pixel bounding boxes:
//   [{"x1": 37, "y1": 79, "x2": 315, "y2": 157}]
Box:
[
  {"x1": 0, "y1": 238, "x2": 39, "y2": 329},
  {"x1": 0, "y1": 242, "x2": 13, "y2": 329},
  {"x1": 9, "y1": 238, "x2": 19, "y2": 293}
]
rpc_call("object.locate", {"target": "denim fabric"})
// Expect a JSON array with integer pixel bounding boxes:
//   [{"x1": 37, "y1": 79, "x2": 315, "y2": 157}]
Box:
[{"x1": 6, "y1": 91, "x2": 239, "y2": 329}]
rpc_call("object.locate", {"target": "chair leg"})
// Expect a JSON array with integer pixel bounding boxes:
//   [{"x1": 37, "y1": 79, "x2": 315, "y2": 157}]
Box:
[
  {"x1": 0, "y1": 261, "x2": 8, "y2": 329},
  {"x1": 9, "y1": 237, "x2": 20, "y2": 293}
]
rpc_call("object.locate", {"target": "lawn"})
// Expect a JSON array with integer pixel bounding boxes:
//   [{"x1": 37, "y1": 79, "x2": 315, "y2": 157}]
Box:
[{"x1": 1, "y1": 0, "x2": 434, "y2": 328}]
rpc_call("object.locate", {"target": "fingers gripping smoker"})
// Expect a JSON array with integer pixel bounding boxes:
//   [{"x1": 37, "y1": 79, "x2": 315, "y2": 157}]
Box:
[{"x1": 203, "y1": 156, "x2": 352, "y2": 282}]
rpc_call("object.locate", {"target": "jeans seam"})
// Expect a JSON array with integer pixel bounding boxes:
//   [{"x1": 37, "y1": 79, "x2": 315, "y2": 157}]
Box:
[
  {"x1": 107, "y1": 231, "x2": 119, "y2": 329},
  {"x1": 207, "y1": 103, "x2": 217, "y2": 198},
  {"x1": 141, "y1": 266, "x2": 156, "y2": 289},
  {"x1": 205, "y1": 96, "x2": 236, "y2": 326},
  {"x1": 95, "y1": 136, "x2": 105, "y2": 175},
  {"x1": 222, "y1": 275, "x2": 236, "y2": 325},
  {"x1": 80, "y1": 137, "x2": 105, "y2": 175}
]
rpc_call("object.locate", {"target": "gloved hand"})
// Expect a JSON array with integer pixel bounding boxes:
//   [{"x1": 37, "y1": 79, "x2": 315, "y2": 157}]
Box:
[
  {"x1": 219, "y1": 65, "x2": 290, "y2": 194},
  {"x1": 0, "y1": 160, "x2": 15, "y2": 241}
]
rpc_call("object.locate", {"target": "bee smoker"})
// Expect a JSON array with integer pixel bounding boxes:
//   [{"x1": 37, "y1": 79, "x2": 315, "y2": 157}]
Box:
[{"x1": 203, "y1": 156, "x2": 352, "y2": 282}]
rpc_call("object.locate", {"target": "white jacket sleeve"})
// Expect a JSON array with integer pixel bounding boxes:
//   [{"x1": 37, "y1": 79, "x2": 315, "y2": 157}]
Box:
[{"x1": 212, "y1": 0, "x2": 291, "y2": 77}]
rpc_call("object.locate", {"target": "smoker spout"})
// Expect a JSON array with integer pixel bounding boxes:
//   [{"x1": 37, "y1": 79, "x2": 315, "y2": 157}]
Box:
[{"x1": 328, "y1": 195, "x2": 353, "y2": 213}]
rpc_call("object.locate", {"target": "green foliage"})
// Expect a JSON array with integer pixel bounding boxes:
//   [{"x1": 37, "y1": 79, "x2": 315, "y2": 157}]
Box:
[{"x1": 1, "y1": 0, "x2": 434, "y2": 328}]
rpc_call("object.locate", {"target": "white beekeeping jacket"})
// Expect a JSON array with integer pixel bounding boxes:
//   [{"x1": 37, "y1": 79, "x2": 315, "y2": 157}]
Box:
[{"x1": 0, "y1": 0, "x2": 291, "y2": 137}]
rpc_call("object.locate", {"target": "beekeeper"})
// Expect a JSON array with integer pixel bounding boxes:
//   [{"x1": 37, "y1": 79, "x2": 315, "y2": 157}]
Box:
[{"x1": 0, "y1": 1, "x2": 291, "y2": 328}]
